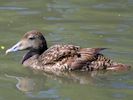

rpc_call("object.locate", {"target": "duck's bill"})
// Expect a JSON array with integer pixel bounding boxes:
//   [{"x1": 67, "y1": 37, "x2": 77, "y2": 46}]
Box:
[{"x1": 6, "y1": 41, "x2": 21, "y2": 54}]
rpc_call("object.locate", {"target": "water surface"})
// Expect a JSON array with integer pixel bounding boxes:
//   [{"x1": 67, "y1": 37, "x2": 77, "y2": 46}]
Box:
[{"x1": 0, "y1": 0, "x2": 133, "y2": 100}]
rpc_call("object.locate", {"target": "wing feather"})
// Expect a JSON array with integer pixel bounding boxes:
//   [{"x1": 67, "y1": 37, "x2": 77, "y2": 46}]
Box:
[
  {"x1": 38, "y1": 44, "x2": 106, "y2": 68},
  {"x1": 38, "y1": 44, "x2": 80, "y2": 64}
]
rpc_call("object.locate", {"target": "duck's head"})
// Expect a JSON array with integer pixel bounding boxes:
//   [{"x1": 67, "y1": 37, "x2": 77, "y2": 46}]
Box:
[{"x1": 6, "y1": 30, "x2": 48, "y2": 54}]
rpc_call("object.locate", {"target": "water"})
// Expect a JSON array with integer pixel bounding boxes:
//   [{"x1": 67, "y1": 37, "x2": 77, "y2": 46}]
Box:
[{"x1": 0, "y1": 0, "x2": 133, "y2": 100}]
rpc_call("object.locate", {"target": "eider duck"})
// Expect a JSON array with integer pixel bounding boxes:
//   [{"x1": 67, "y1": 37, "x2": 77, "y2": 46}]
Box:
[{"x1": 6, "y1": 30, "x2": 130, "y2": 73}]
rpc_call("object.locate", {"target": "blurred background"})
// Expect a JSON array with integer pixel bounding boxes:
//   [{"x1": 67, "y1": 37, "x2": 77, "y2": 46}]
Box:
[{"x1": 0, "y1": 0, "x2": 133, "y2": 100}]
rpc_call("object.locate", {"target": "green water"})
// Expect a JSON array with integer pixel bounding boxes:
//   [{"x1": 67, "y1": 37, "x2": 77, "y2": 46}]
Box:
[{"x1": 0, "y1": 0, "x2": 133, "y2": 100}]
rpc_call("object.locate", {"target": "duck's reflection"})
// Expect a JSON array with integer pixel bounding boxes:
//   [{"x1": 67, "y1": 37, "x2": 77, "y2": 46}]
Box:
[
  {"x1": 41, "y1": 70, "x2": 107, "y2": 84},
  {"x1": 5, "y1": 70, "x2": 107, "y2": 93},
  {"x1": 5, "y1": 74, "x2": 36, "y2": 92},
  {"x1": 16, "y1": 77, "x2": 36, "y2": 92},
  {"x1": 5, "y1": 73, "x2": 60, "y2": 99}
]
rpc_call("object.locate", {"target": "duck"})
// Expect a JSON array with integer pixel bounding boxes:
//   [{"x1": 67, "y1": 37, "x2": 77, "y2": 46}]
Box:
[{"x1": 6, "y1": 30, "x2": 130, "y2": 73}]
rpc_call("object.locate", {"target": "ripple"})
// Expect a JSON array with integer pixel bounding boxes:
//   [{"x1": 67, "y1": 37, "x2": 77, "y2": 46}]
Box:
[
  {"x1": 18, "y1": 10, "x2": 40, "y2": 15},
  {"x1": 26, "y1": 88, "x2": 60, "y2": 99},
  {"x1": 0, "y1": 6, "x2": 27, "y2": 10},
  {"x1": 91, "y1": 2, "x2": 127, "y2": 10},
  {"x1": 112, "y1": 93, "x2": 126, "y2": 99},
  {"x1": 111, "y1": 82, "x2": 133, "y2": 89},
  {"x1": 43, "y1": 16, "x2": 63, "y2": 21}
]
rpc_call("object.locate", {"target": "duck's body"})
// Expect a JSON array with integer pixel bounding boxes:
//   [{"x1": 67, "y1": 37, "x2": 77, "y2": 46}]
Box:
[{"x1": 6, "y1": 30, "x2": 130, "y2": 73}]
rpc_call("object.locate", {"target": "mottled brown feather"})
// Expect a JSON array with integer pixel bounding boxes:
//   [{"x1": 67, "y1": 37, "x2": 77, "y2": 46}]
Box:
[{"x1": 38, "y1": 44, "x2": 80, "y2": 64}]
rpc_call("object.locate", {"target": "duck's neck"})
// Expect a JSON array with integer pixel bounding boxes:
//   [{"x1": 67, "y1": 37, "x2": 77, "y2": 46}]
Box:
[{"x1": 21, "y1": 43, "x2": 48, "y2": 64}]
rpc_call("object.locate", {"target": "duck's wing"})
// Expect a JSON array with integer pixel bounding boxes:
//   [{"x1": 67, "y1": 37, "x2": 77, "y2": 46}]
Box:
[
  {"x1": 79, "y1": 48, "x2": 106, "y2": 55},
  {"x1": 38, "y1": 44, "x2": 80, "y2": 64},
  {"x1": 39, "y1": 44, "x2": 106, "y2": 65},
  {"x1": 77, "y1": 48, "x2": 107, "y2": 61},
  {"x1": 68, "y1": 48, "x2": 107, "y2": 70}
]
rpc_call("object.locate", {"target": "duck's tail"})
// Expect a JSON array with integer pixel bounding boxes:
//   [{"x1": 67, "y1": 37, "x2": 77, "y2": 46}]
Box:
[
  {"x1": 107, "y1": 63, "x2": 131, "y2": 71},
  {"x1": 88, "y1": 53, "x2": 131, "y2": 71}
]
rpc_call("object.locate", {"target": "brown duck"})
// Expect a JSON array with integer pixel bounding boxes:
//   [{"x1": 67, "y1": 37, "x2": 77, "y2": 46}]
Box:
[{"x1": 6, "y1": 30, "x2": 130, "y2": 73}]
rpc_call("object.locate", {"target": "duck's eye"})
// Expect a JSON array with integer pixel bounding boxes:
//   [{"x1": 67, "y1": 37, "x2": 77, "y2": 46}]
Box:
[{"x1": 28, "y1": 37, "x2": 35, "y2": 40}]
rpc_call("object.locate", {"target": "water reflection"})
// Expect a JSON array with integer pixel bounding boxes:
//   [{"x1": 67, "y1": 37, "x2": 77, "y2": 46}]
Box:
[
  {"x1": 5, "y1": 71, "x2": 108, "y2": 92},
  {"x1": 4, "y1": 69, "x2": 132, "y2": 100},
  {"x1": 5, "y1": 74, "x2": 60, "y2": 99}
]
